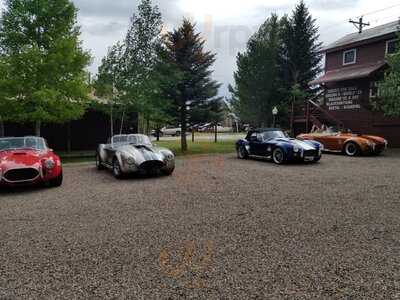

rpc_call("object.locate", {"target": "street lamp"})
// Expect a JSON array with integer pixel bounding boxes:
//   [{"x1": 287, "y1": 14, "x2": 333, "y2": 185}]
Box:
[{"x1": 272, "y1": 107, "x2": 279, "y2": 128}]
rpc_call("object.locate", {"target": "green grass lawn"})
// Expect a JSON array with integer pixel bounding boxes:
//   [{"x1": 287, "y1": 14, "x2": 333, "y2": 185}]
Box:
[
  {"x1": 154, "y1": 140, "x2": 236, "y2": 156},
  {"x1": 60, "y1": 140, "x2": 236, "y2": 164}
]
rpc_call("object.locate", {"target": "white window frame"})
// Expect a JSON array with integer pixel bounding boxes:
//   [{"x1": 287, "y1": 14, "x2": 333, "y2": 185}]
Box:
[
  {"x1": 386, "y1": 39, "x2": 398, "y2": 55},
  {"x1": 369, "y1": 81, "x2": 380, "y2": 99},
  {"x1": 343, "y1": 49, "x2": 357, "y2": 66}
]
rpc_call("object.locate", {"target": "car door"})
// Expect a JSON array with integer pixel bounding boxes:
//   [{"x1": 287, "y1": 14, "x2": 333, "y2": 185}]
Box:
[
  {"x1": 248, "y1": 133, "x2": 264, "y2": 156},
  {"x1": 104, "y1": 145, "x2": 116, "y2": 165}
]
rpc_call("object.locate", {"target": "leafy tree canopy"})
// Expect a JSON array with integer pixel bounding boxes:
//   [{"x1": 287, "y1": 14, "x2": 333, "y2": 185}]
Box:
[
  {"x1": 377, "y1": 39, "x2": 400, "y2": 117},
  {"x1": 0, "y1": 0, "x2": 91, "y2": 135}
]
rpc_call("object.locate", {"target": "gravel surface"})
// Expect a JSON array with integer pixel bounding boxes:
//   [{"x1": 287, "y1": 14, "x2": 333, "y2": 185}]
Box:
[{"x1": 1, "y1": 151, "x2": 400, "y2": 299}]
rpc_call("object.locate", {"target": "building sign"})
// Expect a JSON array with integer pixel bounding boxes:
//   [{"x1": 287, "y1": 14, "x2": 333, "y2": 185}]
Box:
[{"x1": 326, "y1": 87, "x2": 362, "y2": 111}]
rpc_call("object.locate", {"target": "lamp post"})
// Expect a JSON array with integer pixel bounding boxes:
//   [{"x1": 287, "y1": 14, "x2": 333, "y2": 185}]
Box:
[{"x1": 272, "y1": 106, "x2": 279, "y2": 128}]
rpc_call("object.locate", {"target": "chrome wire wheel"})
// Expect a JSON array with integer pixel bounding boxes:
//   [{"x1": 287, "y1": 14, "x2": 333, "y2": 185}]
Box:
[
  {"x1": 113, "y1": 159, "x2": 122, "y2": 178},
  {"x1": 344, "y1": 142, "x2": 359, "y2": 156},
  {"x1": 237, "y1": 146, "x2": 248, "y2": 159},
  {"x1": 272, "y1": 148, "x2": 285, "y2": 164}
]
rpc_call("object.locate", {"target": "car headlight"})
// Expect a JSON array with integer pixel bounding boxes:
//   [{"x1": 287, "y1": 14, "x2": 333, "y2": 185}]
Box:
[
  {"x1": 293, "y1": 146, "x2": 300, "y2": 153},
  {"x1": 44, "y1": 159, "x2": 55, "y2": 169},
  {"x1": 164, "y1": 153, "x2": 174, "y2": 160},
  {"x1": 367, "y1": 140, "x2": 376, "y2": 148},
  {"x1": 126, "y1": 157, "x2": 135, "y2": 165}
]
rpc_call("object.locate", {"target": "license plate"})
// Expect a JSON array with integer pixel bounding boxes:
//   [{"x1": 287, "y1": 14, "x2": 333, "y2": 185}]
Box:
[{"x1": 304, "y1": 156, "x2": 315, "y2": 161}]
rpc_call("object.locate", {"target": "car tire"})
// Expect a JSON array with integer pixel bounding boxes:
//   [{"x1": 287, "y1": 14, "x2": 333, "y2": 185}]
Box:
[
  {"x1": 237, "y1": 145, "x2": 249, "y2": 159},
  {"x1": 49, "y1": 172, "x2": 63, "y2": 187},
  {"x1": 96, "y1": 152, "x2": 105, "y2": 170},
  {"x1": 344, "y1": 142, "x2": 360, "y2": 157},
  {"x1": 113, "y1": 158, "x2": 123, "y2": 179},
  {"x1": 272, "y1": 148, "x2": 286, "y2": 165},
  {"x1": 162, "y1": 167, "x2": 175, "y2": 176},
  {"x1": 313, "y1": 156, "x2": 321, "y2": 162}
]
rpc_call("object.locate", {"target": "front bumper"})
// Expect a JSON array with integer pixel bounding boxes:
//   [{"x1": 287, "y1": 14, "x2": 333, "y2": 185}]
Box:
[
  {"x1": 366, "y1": 142, "x2": 387, "y2": 154},
  {"x1": 0, "y1": 166, "x2": 61, "y2": 187},
  {"x1": 0, "y1": 168, "x2": 43, "y2": 187},
  {"x1": 292, "y1": 149, "x2": 322, "y2": 162}
]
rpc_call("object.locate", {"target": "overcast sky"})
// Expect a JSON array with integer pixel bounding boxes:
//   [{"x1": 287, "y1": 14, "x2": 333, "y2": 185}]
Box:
[{"x1": 1, "y1": 0, "x2": 400, "y2": 97}]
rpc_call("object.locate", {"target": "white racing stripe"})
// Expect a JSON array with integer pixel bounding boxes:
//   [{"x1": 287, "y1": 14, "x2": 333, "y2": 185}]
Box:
[{"x1": 292, "y1": 140, "x2": 316, "y2": 151}]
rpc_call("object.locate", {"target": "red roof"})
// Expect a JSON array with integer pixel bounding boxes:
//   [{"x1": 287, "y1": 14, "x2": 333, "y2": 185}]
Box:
[{"x1": 310, "y1": 61, "x2": 387, "y2": 85}]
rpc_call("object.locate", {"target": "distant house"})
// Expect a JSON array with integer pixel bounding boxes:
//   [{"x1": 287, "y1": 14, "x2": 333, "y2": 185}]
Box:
[
  {"x1": 221, "y1": 100, "x2": 240, "y2": 131},
  {"x1": 292, "y1": 20, "x2": 400, "y2": 146}
]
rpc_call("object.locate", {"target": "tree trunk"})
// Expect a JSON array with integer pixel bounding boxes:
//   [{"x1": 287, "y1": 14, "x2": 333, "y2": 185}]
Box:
[
  {"x1": 214, "y1": 123, "x2": 218, "y2": 143},
  {"x1": 110, "y1": 104, "x2": 114, "y2": 137},
  {"x1": 67, "y1": 122, "x2": 72, "y2": 153},
  {"x1": 0, "y1": 118, "x2": 4, "y2": 137},
  {"x1": 181, "y1": 106, "x2": 187, "y2": 152},
  {"x1": 35, "y1": 121, "x2": 41, "y2": 137},
  {"x1": 146, "y1": 118, "x2": 150, "y2": 136},
  {"x1": 192, "y1": 129, "x2": 195, "y2": 143}
]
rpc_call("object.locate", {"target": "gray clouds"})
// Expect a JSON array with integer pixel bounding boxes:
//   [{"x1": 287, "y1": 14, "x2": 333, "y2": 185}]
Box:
[{"x1": 1, "y1": 0, "x2": 399, "y2": 97}]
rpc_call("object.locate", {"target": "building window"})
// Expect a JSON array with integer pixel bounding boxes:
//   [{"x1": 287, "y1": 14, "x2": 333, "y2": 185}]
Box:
[
  {"x1": 386, "y1": 39, "x2": 398, "y2": 55},
  {"x1": 343, "y1": 49, "x2": 357, "y2": 65},
  {"x1": 370, "y1": 81, "x2": 380, "y2": 99}
]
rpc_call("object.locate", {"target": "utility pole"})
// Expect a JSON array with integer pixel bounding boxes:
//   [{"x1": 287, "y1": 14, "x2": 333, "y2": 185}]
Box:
[{"x1": 349, "y1": 17, "x2": 370, "y2": 34}]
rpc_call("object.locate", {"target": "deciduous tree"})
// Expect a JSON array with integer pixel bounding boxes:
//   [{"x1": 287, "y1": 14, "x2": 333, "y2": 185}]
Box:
[
  {"x1": 376, "y1": 40, "x2": 400, "y2": 117},
  {"x1": 0, "y1": 0, "x2": 91, "y2": 136}
]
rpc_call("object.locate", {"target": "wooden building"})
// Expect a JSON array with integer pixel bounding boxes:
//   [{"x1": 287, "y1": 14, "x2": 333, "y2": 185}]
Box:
[
  {"x1": 3, "y1": 108, "x2": 138, "y2": 152},
  {"x1": 292, "y1": 20, "x2": 400, "y2": 147}
]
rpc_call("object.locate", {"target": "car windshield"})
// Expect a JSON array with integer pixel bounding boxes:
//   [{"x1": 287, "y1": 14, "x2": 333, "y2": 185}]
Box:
[
  {"x1": 128, "y1": 135, "x2": 152, "y2": 145},
  {"x1": 0, "y1": 137, "x2": 46, "y2": 151},
  {"x1": 262, "y1": 130, "x2": 287, "y2": 140},
  {"x1": 111, "y1": 134, "x2": 152, "y2": 146}
]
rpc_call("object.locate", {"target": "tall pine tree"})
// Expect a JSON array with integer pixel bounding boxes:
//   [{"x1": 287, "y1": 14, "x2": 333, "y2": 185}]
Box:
[
  {"x1": 281, "y1": 0, "x2": 322, "y2": 93},
  {"x1": 161, "y1": 19, "x2": 221, "y2": 152},
  {"x1": 231, "y1": 14, "x2": 286, "y2": 127},
  {"x1": 0, "y1": 0, "x2": 91, "y2": 136}
]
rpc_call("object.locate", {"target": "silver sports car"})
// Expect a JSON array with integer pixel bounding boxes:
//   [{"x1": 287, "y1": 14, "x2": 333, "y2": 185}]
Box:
[{"x1": 96, "y1": 134, "x2": 175, "y2": 178}]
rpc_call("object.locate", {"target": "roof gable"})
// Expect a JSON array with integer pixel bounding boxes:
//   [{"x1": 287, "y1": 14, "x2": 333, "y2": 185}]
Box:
[{"x1": 323, "y1": 20, "x2": 400, "y2": 53}]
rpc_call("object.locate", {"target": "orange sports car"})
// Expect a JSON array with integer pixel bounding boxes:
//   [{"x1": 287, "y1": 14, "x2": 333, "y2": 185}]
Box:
[{"x1": 297, "y1": 128, "x2": 388, "y2": 156}]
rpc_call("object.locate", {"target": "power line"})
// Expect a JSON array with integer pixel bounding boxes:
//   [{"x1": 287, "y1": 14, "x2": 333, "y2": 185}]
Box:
[
  {"x1": 362, "y1": 3, "x2": 400, "y2": 17},
  {"x1": 319, "y1": 3, "x2": 400, "y2": 32}
]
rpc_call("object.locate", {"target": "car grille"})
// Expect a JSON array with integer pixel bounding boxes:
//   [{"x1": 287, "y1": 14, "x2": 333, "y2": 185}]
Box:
[
  {"x1": 140, "y1": 160, "x2": 165, "y2": 170},
  {"x1": 374, "y1": 144, "x2": 386, "y2": 152},
  {"x1": 4, "y1": 168, "x2": 40, "y2": 182},
  {"x1": 303, "y1": 150, "x2": 318, "y2": 157}
]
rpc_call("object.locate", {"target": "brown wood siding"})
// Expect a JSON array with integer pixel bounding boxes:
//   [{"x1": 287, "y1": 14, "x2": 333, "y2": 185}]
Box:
[
  {"x1": 323, "y1": 78, "x2": 400, "y2": 147},
  {"x1": 3, "y1": 109, "x2": 139, "y2": 151},
  {"x1": 326, "y1": 40, "x2": 387, "y2": 71}
]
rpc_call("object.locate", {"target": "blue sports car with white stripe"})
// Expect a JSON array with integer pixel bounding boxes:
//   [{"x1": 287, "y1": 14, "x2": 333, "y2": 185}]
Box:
[{"x1": 236, "y1": 128, "x2": 324, "y2": 164}]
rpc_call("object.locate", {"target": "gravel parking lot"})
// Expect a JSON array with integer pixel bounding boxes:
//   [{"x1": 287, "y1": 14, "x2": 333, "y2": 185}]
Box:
[{"x1": 1, "y1": 151, "x2": 400, "y2": 299}]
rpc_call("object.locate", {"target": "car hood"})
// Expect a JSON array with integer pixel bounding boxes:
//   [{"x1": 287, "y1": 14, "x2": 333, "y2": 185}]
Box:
[
  {"x1": 272, "y1": 138, "x2": 319, "y2": 150},
  {"x1": 118, "y1": 145, "x2": 172, "y2": 164},
  {"x1": 0, "y1": 149, "x2": 44, "y2": 171},
  {"x1": 358, "y1": 135, "x2": 386, "y2": 144}
]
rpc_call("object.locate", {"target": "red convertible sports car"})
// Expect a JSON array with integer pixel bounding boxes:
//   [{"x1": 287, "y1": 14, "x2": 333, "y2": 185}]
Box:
[{"x1": 0, "y1": 137, "x2": 63, "y2": 187}]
